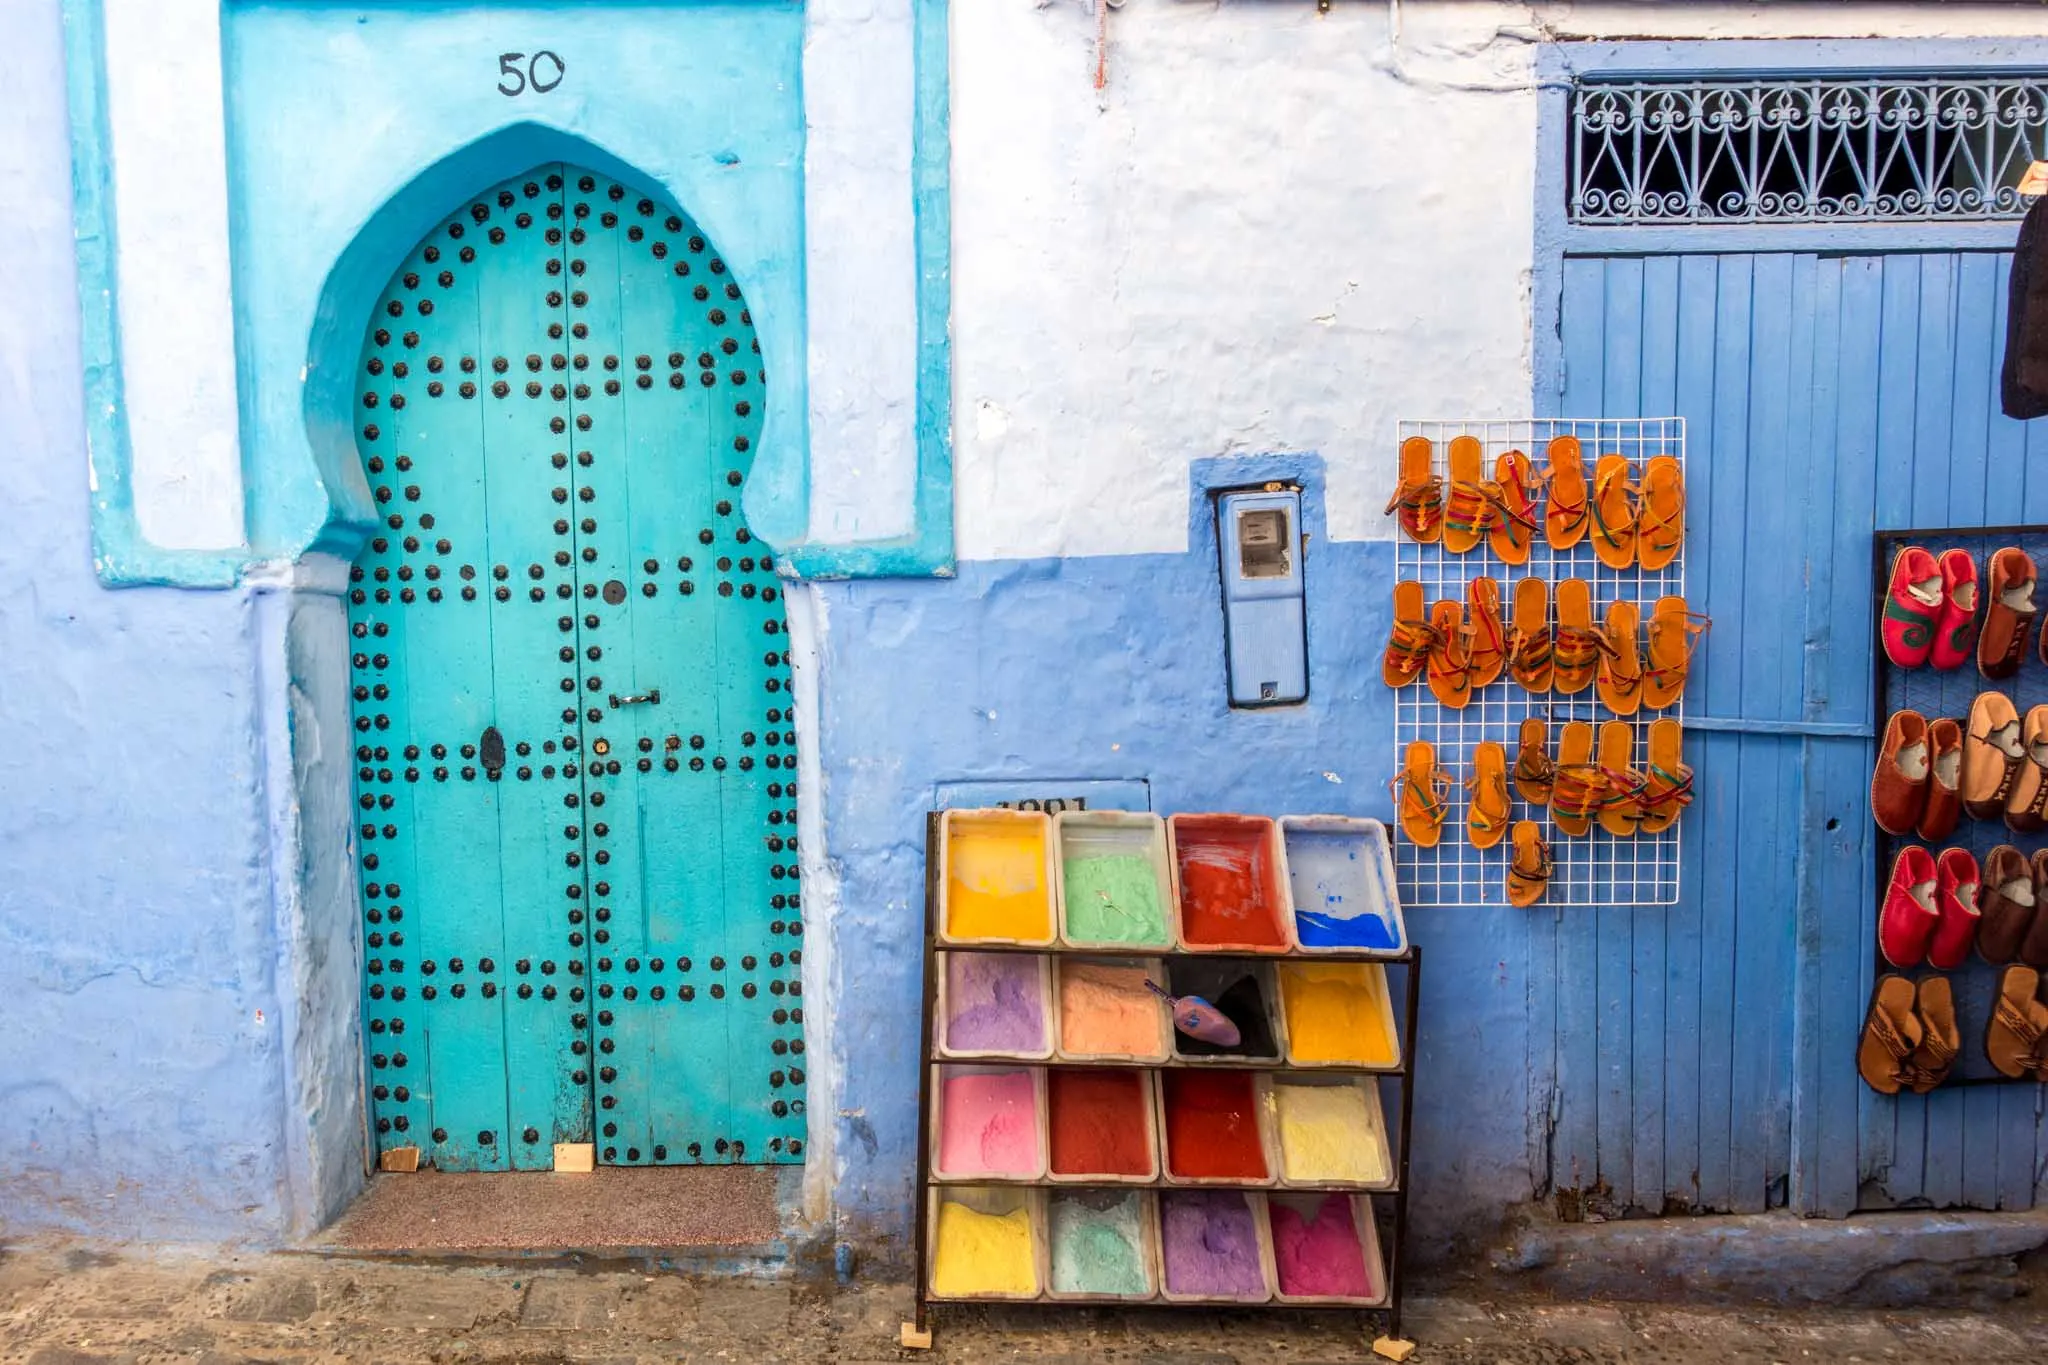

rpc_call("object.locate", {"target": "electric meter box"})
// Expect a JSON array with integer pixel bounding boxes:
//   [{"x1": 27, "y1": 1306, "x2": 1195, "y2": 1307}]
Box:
[{"x1": 1216, "y1": 488, "x2": 1307, "y2": 707}]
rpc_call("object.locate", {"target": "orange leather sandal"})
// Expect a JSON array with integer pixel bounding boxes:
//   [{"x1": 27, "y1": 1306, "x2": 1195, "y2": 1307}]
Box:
[
  {"x1": 1589, "y1": 455, "x2": 1638, "y2": 570},
  {"x1": 1382, "y1": 581, "x2": 1437, "y2": 688},
  {"x1": 1644, "y1": 597, "x2": 1710, "y2": 710},
  {"x1": 1391, "y1": 740, "x2": 1451, "y2": 847},
  {"x1": 1514, "y1": 716, "x2": 1555, "y2": 806},
  {"x1": 1468, "y1": 576, "x2": 1508, "y2": 690},
  {"x1": 1488, "y1": 450, "x2": 1540, "y2": 565},
  {"x1": 1386, "y1": 436, "x2": 1444, "y2": 544},
  {"x1": 1441, "y1": 436, "x2": 1491, "y2": 554},
  {"x1": 1596, "y1": 720, "x2": 1646, "y2": 837},
  {"x1": 1544, "y1": 435, "x2": 1589, "y2": 550},
  {"x1": 1467, "y1": 741, "x2": 1511, "y2": 851},
  {"x1": 1597, "y1": 599, "x2": 1645, "y2": 717},
  {"x1": 1508, "y1": 576, "x2": 1553, "y2": 694},
  {"x1": 1640, "y1": 717, "x2": 1692, "y2": 835},
  {"x1": 1426, "y1": 600, "x2": 1474, "y2": 709},
  {"x1": 1507, "y1": 820, "x2": 1553, "y2": 908},
  {"x1": 1550, "y1": 722, "x2": 1600, "y2": 836},
  {"x1": 1637, "y1": 455, "x2": 1684, "y2": 571},
  {"x1": 1552, "y1": 578, "x2": 1605, "y2": 697}
]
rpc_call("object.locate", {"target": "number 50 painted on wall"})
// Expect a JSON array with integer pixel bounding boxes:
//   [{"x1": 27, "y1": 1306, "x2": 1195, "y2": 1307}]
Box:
[{"x1": 498, "y1": 51, "x2": 566, "y2": 97}]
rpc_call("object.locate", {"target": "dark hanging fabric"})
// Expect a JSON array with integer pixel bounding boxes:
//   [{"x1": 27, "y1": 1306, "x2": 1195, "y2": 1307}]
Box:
[{"x1": 2003, "y1": 195, "x2": 2048, "y2": 420}]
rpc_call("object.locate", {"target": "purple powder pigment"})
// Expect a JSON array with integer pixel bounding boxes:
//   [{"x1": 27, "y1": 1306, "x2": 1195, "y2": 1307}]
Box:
[
  {"x1": 1161, "y1": 1191, "x2": 1267, "y2": 1299},
  {"x1": 944, "y1": 952, "x2": 1046, "y2": 1054}
]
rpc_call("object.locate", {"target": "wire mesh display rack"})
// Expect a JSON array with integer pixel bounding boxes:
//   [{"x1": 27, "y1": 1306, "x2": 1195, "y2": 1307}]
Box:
[{"x1": 1392, "y1": 418, "x2": 1687, "y2": 910}]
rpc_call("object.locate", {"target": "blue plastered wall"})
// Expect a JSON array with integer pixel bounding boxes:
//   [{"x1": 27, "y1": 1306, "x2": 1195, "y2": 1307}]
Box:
[
  {"x1": 818, "y1": 458, "x2": 1536, "y2": 1257},
  {"x1": 0, "y1": 0, "x2": 300, "y2": 1241}
]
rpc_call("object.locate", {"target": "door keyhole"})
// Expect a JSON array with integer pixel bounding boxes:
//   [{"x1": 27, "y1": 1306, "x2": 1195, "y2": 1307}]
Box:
[
  {"x1": 602, "y1": 579, "x2": 626, "y2": 604},
  {"x1": 479, "y1": 726, "x2": 506, "y2": 777}
]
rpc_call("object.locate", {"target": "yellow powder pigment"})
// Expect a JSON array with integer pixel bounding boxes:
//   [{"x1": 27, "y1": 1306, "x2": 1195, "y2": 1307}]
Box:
[
  {"x1": 946, "y1": 819, "x2": 1052, "y2": 942},
  {"x1": 930, "y1": 1199, "x2": 1039, "y2": 1298},
  {"x1": 1279, "y1": 963, "x2": 1398, "y2": 1066},
  {"x1": 1273, "y1": 1084, "x2": 1389, "y2": 1185},
  {"x1": 1059, "y1": 960, "x2": 1167, "y2": 1057}
]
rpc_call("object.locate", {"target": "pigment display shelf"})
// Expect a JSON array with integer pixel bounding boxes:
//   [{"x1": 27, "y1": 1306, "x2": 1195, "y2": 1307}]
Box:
[{"x1": 909, "y1": 810, "x2": 1419, "y2": 1344}]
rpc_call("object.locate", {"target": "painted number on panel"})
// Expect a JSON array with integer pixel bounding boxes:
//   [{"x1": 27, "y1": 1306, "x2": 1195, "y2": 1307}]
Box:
[{"x1": 497, "y1": 51, "x2": 566, "y2": 97}]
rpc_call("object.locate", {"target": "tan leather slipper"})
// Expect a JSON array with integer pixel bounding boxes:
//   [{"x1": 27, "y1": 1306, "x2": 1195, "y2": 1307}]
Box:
[
  {"x1": 1869, "y1": 708, "x2": 1930, "y2": 836},
  {"x1": 1915, "y1": 717, "x2": 1963, "y2": 842},
  {"x1": 2007, "y1": 703, "x2": 2048, "y2": 834},
  {"x1": 1963, "y1": 692, "x2": 2024, "y2": 820}
]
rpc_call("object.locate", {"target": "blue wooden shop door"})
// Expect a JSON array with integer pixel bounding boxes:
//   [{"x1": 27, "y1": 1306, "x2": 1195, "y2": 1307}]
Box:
[
  {"x1": 1554, "y1": 250, "x2": 2048, "y2": 1218},
  {"x1": 348, "y1": 165, "x2": 804, "y2": 1172}
]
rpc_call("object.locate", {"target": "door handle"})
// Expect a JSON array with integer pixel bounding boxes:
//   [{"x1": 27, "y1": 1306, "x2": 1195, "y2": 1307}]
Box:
[
  {"x1": 609, "y1": 689, "x2": 661, "y2": 709},
  {"x1": 480, "y1": 725, "x2": 506, "y2": 777}
]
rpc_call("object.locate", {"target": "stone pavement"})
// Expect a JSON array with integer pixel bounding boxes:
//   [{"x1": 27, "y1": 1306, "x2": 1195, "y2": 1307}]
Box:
[{"x1": 5, "y1": 1245, "x2": 2048, "y2": 1365}]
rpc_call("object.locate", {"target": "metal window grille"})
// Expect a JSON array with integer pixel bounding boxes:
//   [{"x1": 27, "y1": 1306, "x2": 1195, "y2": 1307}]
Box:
[{"x1": 1571, "y1": 74, "x2": 2048, "y2": 225}]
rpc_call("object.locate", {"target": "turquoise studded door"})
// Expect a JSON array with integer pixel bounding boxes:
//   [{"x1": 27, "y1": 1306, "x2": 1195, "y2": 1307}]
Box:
[{"x1": 349, "y1": 164, "x2": 805, "y2": 1173}]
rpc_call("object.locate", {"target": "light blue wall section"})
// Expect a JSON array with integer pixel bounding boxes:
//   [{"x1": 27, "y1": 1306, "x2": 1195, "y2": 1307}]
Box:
[
  {"x1": 220, "y1": 0, "x2": 807, "y2": 564},
  {"x1": 0, "y1": 0, "x2": 306, "y2": 1241},
  {"x1": 817, "y1": 456, "x2": 1536, "y2": 1256}
]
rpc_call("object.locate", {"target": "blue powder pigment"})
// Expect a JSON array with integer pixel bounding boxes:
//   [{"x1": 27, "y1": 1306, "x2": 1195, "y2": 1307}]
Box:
[{"x1": 1284, "y1": 828, "x2": 1401, "y2": 950}]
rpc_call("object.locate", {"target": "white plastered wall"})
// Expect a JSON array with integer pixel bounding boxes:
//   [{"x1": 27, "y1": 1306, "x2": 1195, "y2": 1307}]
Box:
[{"x1": 949, "y1": 0, "x2": 2048, "y2": 560}]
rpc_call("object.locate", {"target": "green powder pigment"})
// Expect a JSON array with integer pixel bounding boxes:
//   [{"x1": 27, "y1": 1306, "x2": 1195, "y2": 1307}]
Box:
[
  {"x1": 1049, "y1": 1191, "x2": 1149, "y2": 1296},
  {"x1": 1062, "y1": 853, "x2": 1169, "y2": 945}
]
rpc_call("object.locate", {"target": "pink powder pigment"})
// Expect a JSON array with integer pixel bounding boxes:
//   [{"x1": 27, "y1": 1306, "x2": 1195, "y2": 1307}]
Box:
[
  {"x1": 938, "y1": 1070, "x2": 1041, "y2": 1177},
  {"x1": 1269, "y1": 1195, "x2": 1374, "y2": 1299}
]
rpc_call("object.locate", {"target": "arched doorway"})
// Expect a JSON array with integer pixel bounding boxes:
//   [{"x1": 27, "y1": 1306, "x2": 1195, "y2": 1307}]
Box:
[{"x1": 348, "y1": 164, "x2": 804, "y2": 1173}]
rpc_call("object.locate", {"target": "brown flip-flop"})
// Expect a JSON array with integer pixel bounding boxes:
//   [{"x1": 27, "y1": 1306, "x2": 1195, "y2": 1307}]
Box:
[
  {"x1": 1857, "y1": 974, "x2": 1923, "y2": 1095},
  {"x1": 1468, "y1": 577, "x2": 1507, "y2": 690},
  {"x1": 1596, "y1": 600, "x2": 1644, "y2": 717},
  {"x1": 1962, "y1": 692, "x2": 2023, "y2": 820},
  {"x1": 1905, "y1": 976, "x2": 1959, "y2": 1093},
  {"x1": 2007, "y1": 704, "x2": 2048, "y2": 834},
  {"x1": 1509, "y1": 577, "x2": 1553, "y2": 694},
  {"x1": 1986, "y1": 965, "x2": 2048, "y2": 1079},
  {"x1": 1513, "y1": 716, "x2": 1554, "y2": 806}
]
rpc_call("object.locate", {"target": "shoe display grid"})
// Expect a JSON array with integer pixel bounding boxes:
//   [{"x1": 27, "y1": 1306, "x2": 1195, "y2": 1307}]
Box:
[
  {"x1": 1871, "y1": 523, "x2": 2048, "y2": 1086},
  {"x1": 1393, "y1": 417, "x2": 1687, "y2": 909}
]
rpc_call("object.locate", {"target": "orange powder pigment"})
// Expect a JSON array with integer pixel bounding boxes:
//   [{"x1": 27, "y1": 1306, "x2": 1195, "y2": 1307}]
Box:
[
  {"x1": 1161, "y1": 1070, "x2": 1269, "y2": 1180},
  {"x1": 1173, "y1": 819, "x2": 1287, "y2": 950},
  {"x1": 1058, "y1": 960, "x2": 1166, "y2": 1058},
  {"x1": 945, "y1": 819, "x2": 1052, "y2": 942}
]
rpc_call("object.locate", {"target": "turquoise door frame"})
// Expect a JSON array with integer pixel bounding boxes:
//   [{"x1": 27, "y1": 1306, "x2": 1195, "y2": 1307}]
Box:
[{"x1": 349, "y1": 164, "x2": 803, "y2": 1172}]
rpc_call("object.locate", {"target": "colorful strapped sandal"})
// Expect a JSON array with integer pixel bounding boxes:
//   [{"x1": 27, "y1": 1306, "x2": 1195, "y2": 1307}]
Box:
[
  {"x1": 1514, "y1": 716, "x2": 1555, "y2": 806},
  {"x1": 1596, "y1": 720, "x2": 1646, "y2": 837},
  {"x1": 1644, "y1": 596, "x2": 1710, "y2": 711},
  {"x1": 1391, "y1": 740, "x2": 1451, "y2": 848},
  {"x1": 1637, "y1": 455, "x2": 1684, "y2": 572},
  {"x1": 1589, "y1": 455, "x2": 1638, "y2": 570},
  {"x1": 1467, "y1": 741, "x2": 1511, "y2": 851},
  {"x1": 1488, "y1": 450, "x2": 1540, "y2": 565},
  {"x1": 1550, "y1": 722, "x2": 1600, "y2": 837},
  {"x1": 1507, "y1": 821, "x2": 1553, "y2": 908},
  {"x1": 1426, "y1": 600, "x2": 1475, "y2": 709},
  {"x1": 1857, "y1": 974, "x2": 1924, "y2": 1096},
  {"x1": 1552, "y1": 578, "x2": 1607, "y2": 697},
  {"x1": 1544, "y1": 435, "x2": 1589, "y2": 550},
  {"x1": 1596, "y1": 599, "x2": 1644, "y2": 717},
  {"x1": 1382, "y1": 581, "x2": 1437, "y2": 688},
  {"x1": 1639, "y1": 717, "x2": 1692, "y2": 835},
  {"x1": 1468, "y1": 576, "x2": 1508, "y2": 690},
  {"x1": 1442, "y1": 435, "x2": 1491, "y2": 554},
  {"x1": 1386, "y1": 437, "x2": 1445, "y2": 544},
  {"x1": 1508, "y1": 576, "x2": 1553, "y2": 694}
]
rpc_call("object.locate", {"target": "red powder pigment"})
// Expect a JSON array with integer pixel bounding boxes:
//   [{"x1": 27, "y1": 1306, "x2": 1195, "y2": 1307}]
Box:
[
  {"x1": 1174, "y1": 819, "x2": 1287, "y2": 950},
  {"x1": 1047, "y1": 1069, "x2": 1155, "y2": 1177},
  {"x1": 1162, "y1": 1070, "x2": 1269, "y2": 1180}
]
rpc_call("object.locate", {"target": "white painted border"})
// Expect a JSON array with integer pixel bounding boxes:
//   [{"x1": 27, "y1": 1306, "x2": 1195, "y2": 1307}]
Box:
[{"x1": 101, "y1": 0, "x2": 244, "y2": 551}]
